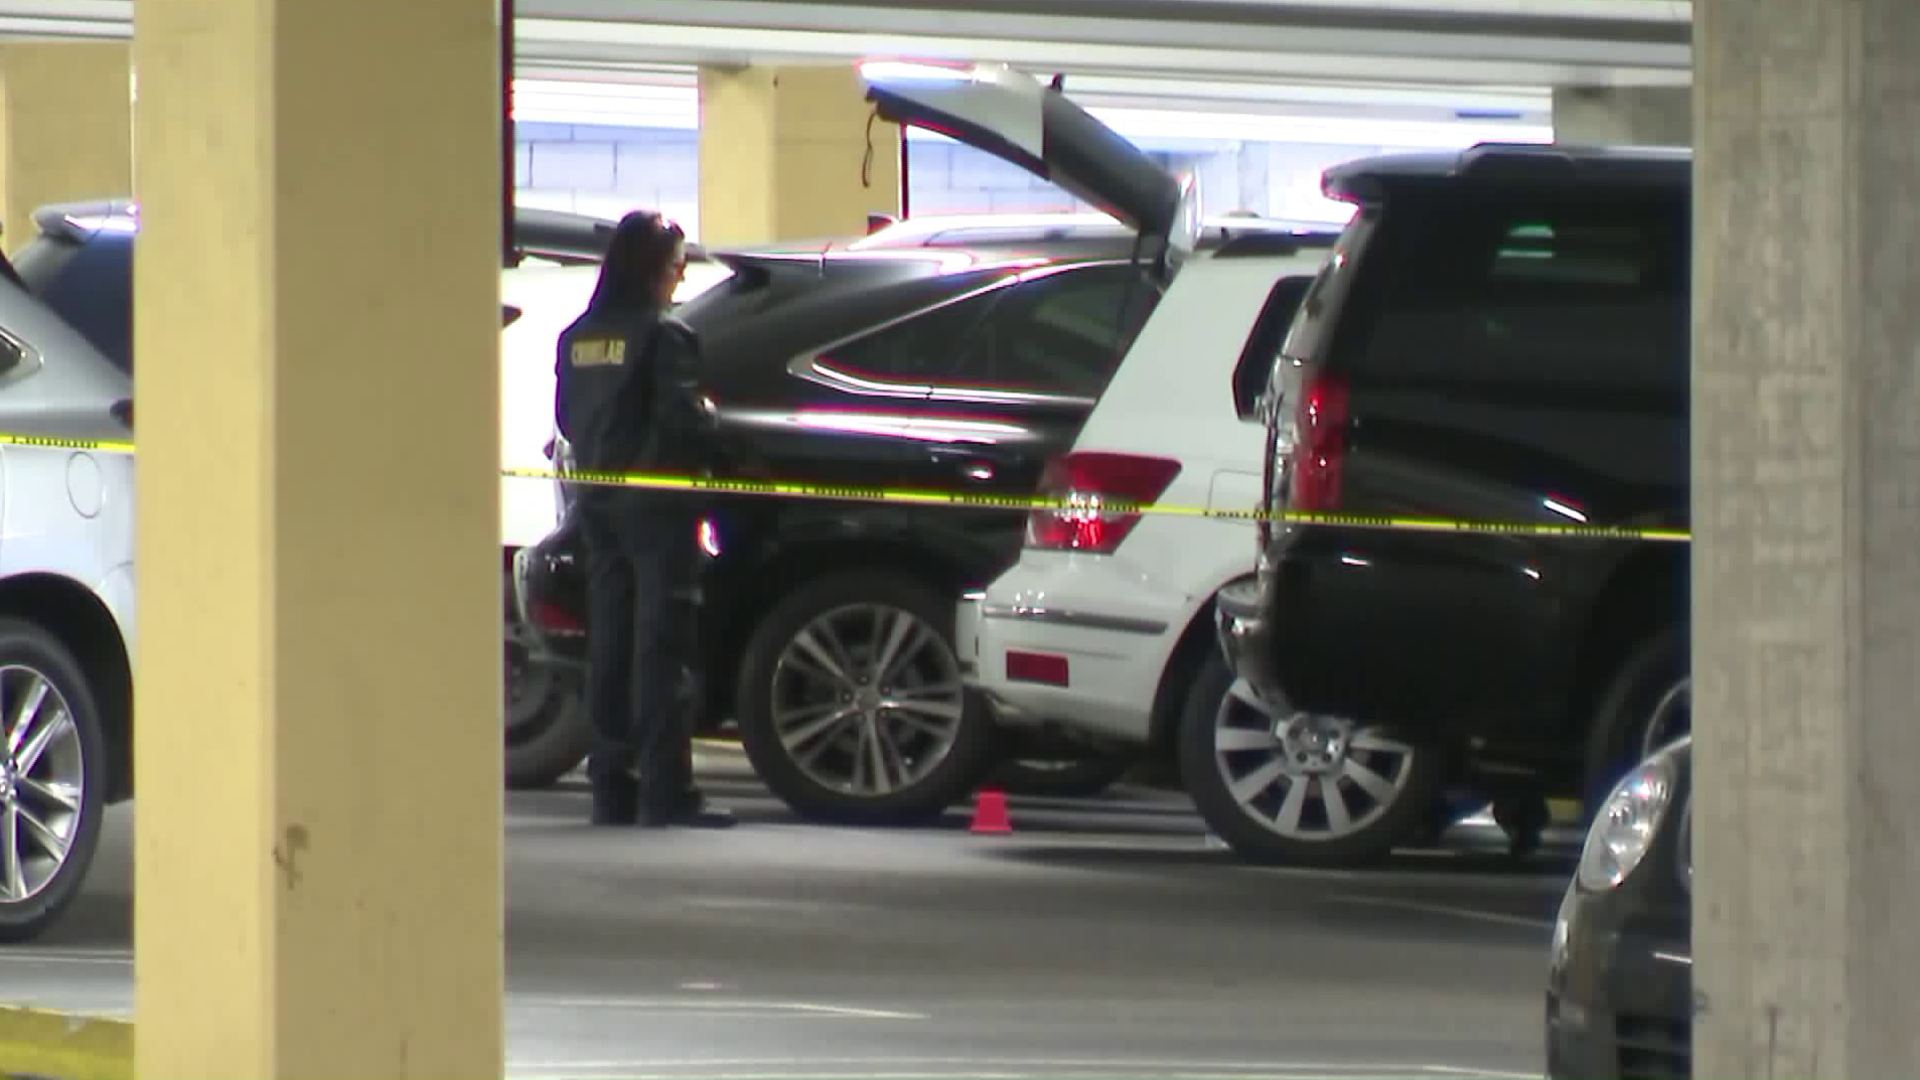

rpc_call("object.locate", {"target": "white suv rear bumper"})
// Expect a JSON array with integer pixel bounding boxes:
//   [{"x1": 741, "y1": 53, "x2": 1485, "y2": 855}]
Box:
[{"x1": 957, "y1": 550, "x2": 1192, "y2": 747}]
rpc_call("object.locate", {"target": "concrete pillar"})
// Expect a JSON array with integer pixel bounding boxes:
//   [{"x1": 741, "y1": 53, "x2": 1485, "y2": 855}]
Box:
[
  {"x1": 697, "y1": 63, "x2": 900, "y2": 248},
  {"x1": 131, "y1": 1, "x2": 503, "y2": 1078},
  {"x1": 1552, "y1": 84, "x2": 1690, "y2": 146},
  {"x1": 0, "y1": 41, "x2": 132, "y2": 253},
  {"x1": 1692, "y1": 0, "x2": 1920, "y2": 1076}
]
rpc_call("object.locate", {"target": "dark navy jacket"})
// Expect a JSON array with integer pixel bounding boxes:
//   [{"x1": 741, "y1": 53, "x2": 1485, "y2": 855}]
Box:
[{"x1": 554, "y1": 301, "x2": 721, "y2": 486}]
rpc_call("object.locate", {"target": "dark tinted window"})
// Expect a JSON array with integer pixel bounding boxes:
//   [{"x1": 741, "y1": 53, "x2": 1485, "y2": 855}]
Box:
[
  {"x1": 16, "y1": 231, "x2": 133, "y2": 375},
  {"x1": 821, "y1": 262, "x2": 1153, "y2": 398},
  {"x1": 944, "y1": 264, "x2": 1150, "y2": 397},
  {"x1": 1233, "y1": 274, "x2": 1315, "y2": 420},
  {"x1": 0, "y1": 328, "x2": 29, "y2": 381},
  {"x1": 1357, "y1": 191, "x2": 1688, "y2": 399},
  {"x1": 1277, "y1": 205, "x2": 1378, "y2": 367},
  {"x1": 822, "y1": 282, "x2": 1002, "y2": 382}
]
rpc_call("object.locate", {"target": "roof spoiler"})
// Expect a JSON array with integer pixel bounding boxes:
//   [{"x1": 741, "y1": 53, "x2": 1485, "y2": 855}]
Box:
[{"x1": 707, "y1": 248, "x2": 910, "y2": 287}]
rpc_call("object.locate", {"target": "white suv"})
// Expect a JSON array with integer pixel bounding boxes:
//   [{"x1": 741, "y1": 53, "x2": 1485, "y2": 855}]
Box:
[
  {"x1": 954, "y1": 250, "x2": 1328, "y2": 776},
  {"x1": 854, "y1": 61, "x2": 1344, "y2": 800}
]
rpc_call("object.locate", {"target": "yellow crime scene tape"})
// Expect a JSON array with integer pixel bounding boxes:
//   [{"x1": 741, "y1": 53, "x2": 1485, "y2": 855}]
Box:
[{"x1": 0, "y1": 433, "x2": 1691, "y2": 543}]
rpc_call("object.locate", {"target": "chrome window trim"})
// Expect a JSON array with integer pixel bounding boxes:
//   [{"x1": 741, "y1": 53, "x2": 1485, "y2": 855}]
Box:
[
  {"x1": 0, "y1": 322, "x2": 48, "y2": 391},
  {"x1": 784, "y1": 258, "x2": 1138, "y2": 409}
]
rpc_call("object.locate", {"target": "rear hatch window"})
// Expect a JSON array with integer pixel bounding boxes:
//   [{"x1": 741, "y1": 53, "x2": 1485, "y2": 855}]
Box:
[
  {"x1": 1352, "y1": 194, "x2": 1688, "y2": 401},
  {"x1": 1276, "y1": 206, "x2": 1379, "y2": 370},
  {"x1": 15, "y1": 231, "x2": 132, "y2": 375}
]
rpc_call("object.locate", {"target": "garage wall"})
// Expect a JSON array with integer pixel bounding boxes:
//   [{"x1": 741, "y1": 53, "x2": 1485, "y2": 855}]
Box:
[{"x1": 512, "y1": 119, "x2": 1387, "y2": 240}]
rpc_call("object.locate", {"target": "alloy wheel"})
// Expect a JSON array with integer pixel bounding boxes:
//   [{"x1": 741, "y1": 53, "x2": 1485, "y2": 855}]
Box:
[
  {"x1": 769, "y1": 603, "x2": 966, "y2": 798},
  {"x1": 1210, "y1": 681, "x2": 1417, "y2": 842},
  {"x1": 0, "y1": 664, "x2": 86, "y2": 905}
]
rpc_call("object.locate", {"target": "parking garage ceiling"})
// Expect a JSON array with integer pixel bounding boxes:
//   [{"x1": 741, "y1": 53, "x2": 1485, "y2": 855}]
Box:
[{"x1": 0, "y1": 0, "x2": 1690, "y2": 124}]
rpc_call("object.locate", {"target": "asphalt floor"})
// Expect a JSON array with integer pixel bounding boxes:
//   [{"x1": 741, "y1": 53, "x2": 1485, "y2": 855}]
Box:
[{"x1": 1, "y1": 743, "x2": 1580, "y2": 1079}]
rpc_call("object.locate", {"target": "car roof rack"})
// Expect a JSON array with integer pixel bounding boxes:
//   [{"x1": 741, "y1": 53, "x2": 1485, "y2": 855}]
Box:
[{"x1": 1211, "y1": 229, "x2": 1342, "y2": 260}]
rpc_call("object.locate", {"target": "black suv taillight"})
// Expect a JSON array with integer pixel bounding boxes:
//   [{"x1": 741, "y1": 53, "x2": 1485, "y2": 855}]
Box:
[{"x1": 1289, "y1": 371, "x2": 1349, "y2": 512}]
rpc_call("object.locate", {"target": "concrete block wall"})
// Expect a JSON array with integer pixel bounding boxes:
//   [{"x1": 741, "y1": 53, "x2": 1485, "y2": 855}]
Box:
[
  {"x1": 512, "y1": 122, "x2": 1386, "y2": 240},
  {"x1": 514, "y1": 121, "x2": 701, "y2": 233},
  {"x1": 904, "y1": 138, "x2": 1088, "y2": 216}
]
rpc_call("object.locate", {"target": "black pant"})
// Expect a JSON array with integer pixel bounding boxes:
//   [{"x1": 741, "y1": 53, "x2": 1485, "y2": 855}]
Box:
[{"x1": 579, "y1": 491, "x2": 702, "y2": 814}]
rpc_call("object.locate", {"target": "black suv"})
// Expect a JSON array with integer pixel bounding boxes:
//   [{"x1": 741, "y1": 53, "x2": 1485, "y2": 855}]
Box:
[
  {"x1": 517, "y1": 219, "x2": 1338, "y2": 825},
  {"x1": 512, "y1": 59, "x2": 1357, "y2": 826},
  {"x1": 1211, "y1": 143, "x2": 1692, "y2": 866}
]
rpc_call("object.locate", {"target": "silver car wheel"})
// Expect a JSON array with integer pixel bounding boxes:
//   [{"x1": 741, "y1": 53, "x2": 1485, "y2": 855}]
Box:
[
  {"x1": 770, "y1": 603, "x2": 965, "y2": 798},
  {"x1": 0, "y1": 664, "x2": 86, "y2": 905},
  {"x1": 1210, "y1": 680, "x2": 1417, "y2": 843}
]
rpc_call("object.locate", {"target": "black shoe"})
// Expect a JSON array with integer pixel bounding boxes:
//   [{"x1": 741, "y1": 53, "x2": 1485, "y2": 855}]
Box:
[{"x1": 641, "y1": 792, "x2": 737, "y2": 829}]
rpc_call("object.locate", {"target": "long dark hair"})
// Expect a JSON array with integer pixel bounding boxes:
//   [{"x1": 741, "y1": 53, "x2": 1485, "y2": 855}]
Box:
[{"x1": 589, "y1": 210, "x2": 685, "y2": 310}]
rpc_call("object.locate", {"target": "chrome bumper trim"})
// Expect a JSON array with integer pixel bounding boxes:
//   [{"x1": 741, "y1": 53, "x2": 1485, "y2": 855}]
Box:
[{"x1": 979, "y1": 603, "x2": 1166, "y2": 636}]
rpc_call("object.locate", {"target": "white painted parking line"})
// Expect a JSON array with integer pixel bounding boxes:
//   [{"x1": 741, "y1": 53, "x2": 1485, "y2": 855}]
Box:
[
  {"x1": 1327, "y1": 894, "x2": 1554, "y2": 931},
  {"x1": 508, "y1": 1059, "x2": 1540, "y2": 1080},
  {"x1": 1229, "y1": 864, "x2": 1561, "y2": 892},
  {"x1": 0, "y1": 949, "x2": 132, "y2": 965},
  {"x1": 510, "y1": 996, "x2": 926, "y2": 1020},
  {"x1": 514, "y1": 1068, "x2": 1528, "y2": 1076}
]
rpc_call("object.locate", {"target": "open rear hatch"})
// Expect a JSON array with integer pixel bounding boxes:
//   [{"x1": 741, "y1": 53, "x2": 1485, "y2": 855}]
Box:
[{"x1": 860, "y1": 60, "x2": 1200, "y2": 275}]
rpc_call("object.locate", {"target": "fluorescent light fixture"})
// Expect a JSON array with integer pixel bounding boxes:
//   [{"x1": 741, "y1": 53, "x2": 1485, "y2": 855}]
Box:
[
  {"x1": 513, "y1": 76, "x2": 699, "y2": 128},
  {"x1": 859, "y1": 59, "x2": 973, "y2": 82},
  {"x1": 1083, "y1": 105, "x2": 1550, "y2": 148}
]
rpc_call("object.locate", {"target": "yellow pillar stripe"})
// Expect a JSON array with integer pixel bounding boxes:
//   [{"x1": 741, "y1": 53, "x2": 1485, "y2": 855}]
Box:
[{"x1": 0, "y1": 1006, "x2": 132, "y2": 1080}]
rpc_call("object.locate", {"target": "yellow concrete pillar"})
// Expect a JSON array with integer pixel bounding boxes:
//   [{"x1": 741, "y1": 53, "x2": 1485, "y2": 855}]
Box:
[
  {"x1": 697, "y1": 63, "x2": 900, "y2": 247},
  {"x1": 131, "y1": 2, "x2": 503, "y2": 1078},
  {"x1": 0, "y1": 41, "x2": 132, "y2": 254}
]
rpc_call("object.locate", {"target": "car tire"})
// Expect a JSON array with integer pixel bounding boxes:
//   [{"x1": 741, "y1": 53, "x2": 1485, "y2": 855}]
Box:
[
  {"x1": 1178, "y1": 649, "x2": 1442, "y2": 868},
  {"x1": 503, "y1": 646, "x2": 591, "y2": 790},
  {"x1": 991, "y1": 754, "x2": 1134, "y2": 800},
  {"x1": 1582, "y1": 625, "x2": 1689, "y2": 814},
  {"x1": 502, "y1": 560, "x2": 592, "y2": 790},
  {"x1": 0, "y1": 617, "x2": 109, "y2": 944},
  {"x1": 735, "y1": 572, "x2": 999, "y2": 825}
]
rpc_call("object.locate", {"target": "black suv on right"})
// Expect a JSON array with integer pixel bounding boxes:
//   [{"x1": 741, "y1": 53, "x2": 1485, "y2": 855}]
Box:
[{"x1": 1210, "y1": 142, "x2": 1692, "y2": 867}]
